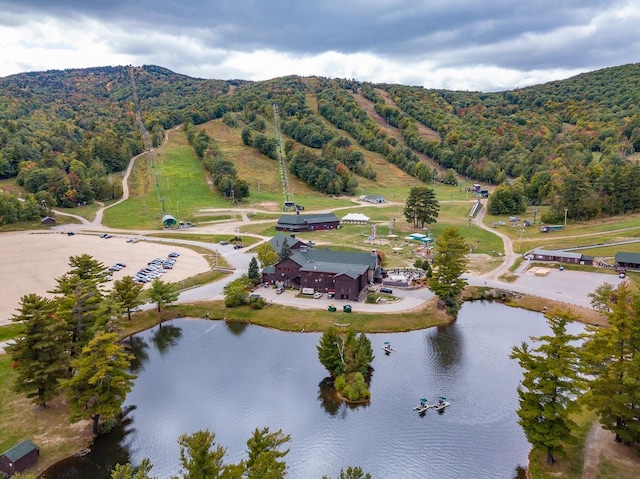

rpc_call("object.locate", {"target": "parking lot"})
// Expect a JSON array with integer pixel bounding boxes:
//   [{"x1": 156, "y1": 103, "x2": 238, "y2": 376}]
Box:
[{"x1": 0, "y1": 231, "x2": 210, "y2": 325}]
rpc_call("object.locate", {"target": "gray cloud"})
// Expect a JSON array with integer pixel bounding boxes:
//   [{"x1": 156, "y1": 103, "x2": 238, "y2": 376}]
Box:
[{"x1": 1, "y1": 0, "x2": 638, "y2": 90}]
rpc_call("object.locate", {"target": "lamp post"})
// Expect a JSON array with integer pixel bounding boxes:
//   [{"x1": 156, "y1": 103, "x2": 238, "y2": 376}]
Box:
[
  {"x1": 519, "y1": 229, "x2": 525, "y2": 253},
  {"x1": 177, "y1": 200, "x2": 180, "y2": 220},
  {"x1": 564, "y1": 208, "x2": 568, "y2": 227},
  {"x1": 533, "y1": 208, "x2": 538, "y2": 223}
]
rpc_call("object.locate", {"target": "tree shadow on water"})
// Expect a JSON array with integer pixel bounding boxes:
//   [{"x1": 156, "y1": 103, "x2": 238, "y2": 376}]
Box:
[
  {"x1": 42, "y1": 406, "x2": 137, "y2": 479},
  {"x1": 152, "y1": 324, "x2": 183, "y2": 354},
  {"x1": 317, "y1": 377, "x2": 370, "y2": 419},
  {"x1": 225, "y1": 320, "x2": 249, "y2": 336},
  {"x1": 124, "y1": 335, "x2": 150, "y2": 374}
]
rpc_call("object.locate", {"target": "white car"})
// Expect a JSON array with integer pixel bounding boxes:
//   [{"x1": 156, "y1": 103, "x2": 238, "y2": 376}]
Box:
[{"x1": 314, "y1": 292, "x2": 322, "y2": 299}]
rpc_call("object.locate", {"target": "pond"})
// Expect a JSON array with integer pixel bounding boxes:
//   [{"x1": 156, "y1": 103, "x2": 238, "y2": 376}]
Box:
[{"x1": 44, "y1": 301, "x2": 585, "y2": 478}]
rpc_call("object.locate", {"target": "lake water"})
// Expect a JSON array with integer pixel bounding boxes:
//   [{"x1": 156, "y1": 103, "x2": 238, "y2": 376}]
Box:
[{"x1": 44, "y1": 301, "x2": 585, "y2": 479}]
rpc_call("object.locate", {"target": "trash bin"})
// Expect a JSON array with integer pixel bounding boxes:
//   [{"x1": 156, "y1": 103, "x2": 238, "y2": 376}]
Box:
[
  {"x1": 328, "y1": 305, "x2": 337, "y2": 312},
  {"x1": 343, "y1": 305, "x2": 352, "y2": 313}
]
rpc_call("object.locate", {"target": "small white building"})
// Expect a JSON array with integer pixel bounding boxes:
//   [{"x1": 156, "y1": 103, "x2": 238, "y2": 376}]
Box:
[
  {"x1": 341, "y1": 213, "x2": 370, "y2": 224},
  {"x1": 363, "y1": 195, "x2": 385, "y2": 204}
]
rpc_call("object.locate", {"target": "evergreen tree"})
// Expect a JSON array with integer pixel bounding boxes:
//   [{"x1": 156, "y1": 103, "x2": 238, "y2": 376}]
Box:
[
  {"x1": 57, "y1": 279, "x2": 105, "y2": 356},
  {"x1": 52, "y1": 254, "x2": 109, "y2": 296},
  {"x1": 322, "y1": 466, "x2": 372, "y2": 479},
  {"x1": 173, "y1": 430, "x2": 231, "y2": 479},
  {"x1": 247, "y1": 257, "x2": 261, "y2": 285},
  {"x1": 583, "y1": 283, "x2": 640, "y2": 444},
  {"x1": 149, "y1": 278, "x2": 178, "y2": 313},
  {"x1": 111, "y1": 459, "x2": 155, "y2": 479},
  {"x1": 510, "y1": 311, "x2": 585, "y2": 465},
  {"x1": 403, "y1": 186, "x2": 440, "y2": 228},
  {"x1": 62, "y1": 332, "x2": 136, "y2": 435},
  {"x1": 6, "y1": 294, "x2": 71, "y2": 407},
  {"x1": 244, "y1": 427, "x2": 290, "y2": 479},
  {"x1": 112, "y1": 275, "x2": 144, "y2": 321},
  {"x1": 278, "y1": 237, "x2": 292, "y2": 262},
  {"x1": 428, "y1": 227, "x2": 468, "y2": 315}
]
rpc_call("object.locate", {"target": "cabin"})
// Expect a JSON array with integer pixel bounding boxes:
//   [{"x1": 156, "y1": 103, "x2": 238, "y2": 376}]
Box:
[
  {"x1": 40, "y1": 216, "x2": 56, "y2": 226},
  {"x1": 275, "y1": 212, "x2": 339, "y2": 232},
  {"x1": 0, "y1": 440, "x2": 39, "y2": 476},
  {"x1": 615, "y1": 252, "x2": 640, "y2": 271},
  {"x1": 262, "y1": 247, "x2": 381, "y2": 300},
  {"x1": 528, "y1": 249, "x2": 594, "y2": 266}
]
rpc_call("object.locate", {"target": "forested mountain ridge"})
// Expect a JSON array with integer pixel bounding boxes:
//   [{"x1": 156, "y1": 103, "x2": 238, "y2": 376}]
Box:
[{"x1": 1, "y1": 63, "x2": 639, "y2": 223}]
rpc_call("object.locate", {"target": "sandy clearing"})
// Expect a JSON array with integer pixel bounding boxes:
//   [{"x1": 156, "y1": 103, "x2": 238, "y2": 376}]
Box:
[{"x1": 0, "y1": 231, "x2": 211, "y2": 325}]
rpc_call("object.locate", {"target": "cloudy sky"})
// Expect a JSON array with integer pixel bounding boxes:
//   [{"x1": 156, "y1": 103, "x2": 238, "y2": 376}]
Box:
[{"x1": 1, "y1": 0, "x2": 638, "y2": 91}]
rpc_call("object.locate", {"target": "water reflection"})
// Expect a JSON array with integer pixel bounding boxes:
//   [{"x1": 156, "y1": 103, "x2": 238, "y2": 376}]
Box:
[
  {"x1": 225, "y1": 320, "x2": 249, "y2": 336},
  {"x1": 126, "y1": 336, "x2": 149, "y2": 374},
  {"x1": 151, "y1": 324, "x2": 182, "y2": 353},
  {"x1": 426, "y1": 322, "x2": 465, "y2": 372},
  {"x1": 317, "y1": 377, "x2": 370, "y2": 418},
  {"x1": 45, "y1": 302, "x2": 585, "y2": 479},
  {"x1": 44, "y1": 407, "x2": 136, "y2": 478}
]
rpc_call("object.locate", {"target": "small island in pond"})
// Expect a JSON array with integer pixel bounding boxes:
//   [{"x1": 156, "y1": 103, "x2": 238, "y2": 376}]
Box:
[{"x1": 317, "y1": 327, "x2": 374, "y2": 402}]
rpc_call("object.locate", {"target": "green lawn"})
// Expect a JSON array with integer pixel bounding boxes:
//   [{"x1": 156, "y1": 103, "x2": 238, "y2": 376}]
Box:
[{"x1": 103, "y1": 139, "x2": 226, "y2": 229}]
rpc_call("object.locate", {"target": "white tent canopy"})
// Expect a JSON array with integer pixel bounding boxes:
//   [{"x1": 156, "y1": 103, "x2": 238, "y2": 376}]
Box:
[{"x1": 341, "y1": 213, "x2": 370, "y2": 223}]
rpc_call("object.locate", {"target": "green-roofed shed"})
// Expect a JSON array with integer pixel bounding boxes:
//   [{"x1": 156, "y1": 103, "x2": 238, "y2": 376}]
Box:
[
  {"x1": 0, "y1": 439, "x2": 39, "y2": 475},
  {"x1": 615, "y1": 252, "x2": 640, "y2": 270}
]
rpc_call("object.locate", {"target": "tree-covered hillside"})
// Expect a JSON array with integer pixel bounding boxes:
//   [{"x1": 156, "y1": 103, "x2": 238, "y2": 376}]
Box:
[{"x1": 1, "y1": 63, "x2": 640, "y2": 223}]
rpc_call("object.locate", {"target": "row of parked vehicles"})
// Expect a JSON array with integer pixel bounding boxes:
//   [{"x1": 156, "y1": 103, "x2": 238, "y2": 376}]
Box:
[{"x1": 132, "y1": 252, "x2": 180, "y2": 283}]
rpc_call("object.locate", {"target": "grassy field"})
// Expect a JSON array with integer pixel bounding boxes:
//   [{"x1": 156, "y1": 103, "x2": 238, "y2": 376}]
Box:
[{"x1": 103, "y1": 129, "x2": 227, "y2": 229}]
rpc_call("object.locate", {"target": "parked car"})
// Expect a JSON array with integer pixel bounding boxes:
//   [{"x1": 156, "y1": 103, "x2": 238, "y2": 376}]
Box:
[
  {"x1": 276, "y1": 287, "x2": 284, "y2": 294},
  {"x1": 379, "y1": 287, "x2": 393, "y2": 294},
  {"x1": 327, "y1": 292, "x2": 335, "y2": 299},
  {"x1": 220, "y1": 240, "x2": 229, "y2": 245},
  {"x1": 168, "y1": 252, "x2": 180, "y2": 258},
  {"x1": 313, "y1": 292, "x2": 322, "y2": 299}
]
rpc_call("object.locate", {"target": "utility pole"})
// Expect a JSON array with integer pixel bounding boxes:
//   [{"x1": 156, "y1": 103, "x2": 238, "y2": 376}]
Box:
[
  {"x1": 519, "y1": 229, "x2": 525, "y2": 253},
  {"x1": 564, "y1": 208, "x2": 568, "y2": 227}
]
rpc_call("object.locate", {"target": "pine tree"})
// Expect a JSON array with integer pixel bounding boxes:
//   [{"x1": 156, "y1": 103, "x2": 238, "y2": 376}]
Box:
[
  {"x1": 149, "y1": 278, "x2": 178, "y2": 313},
  {"x1": 6, "y1": 294, "x2": 71, "y2": 407},
  {"x1": 244, "y1": 427, "x2": 290, "y2": 479},
  {"x1": 111, "y1": 459, "x2": 155, "y2": 479},
  {"x1": 403, "y1": 186, "x2": 440, "y2": 228},
  {"x1": 510, "y1": 311, "x2": 585, "y2": 464},
  {"x1": 112, "y1": 275, "x2": 144, "y2": 321},
  {"x1": 174, "y1": 430, "x2": 229, "y2": 479},
  {"x1": 62, "y1": 332, "x2": 136, "y2": 435},
  {"x1": 247, "y1": 257, "x2": 261, "y2": 285},
  {"x1": 322, "y1": 466, "x2": 372, "y2": 479},
  {"x1": 583, "y1": 283, "x2": 640, "y2": 444},
  {"x1": 278, "y1": 237, "x2": 292, "y2": 262},
  {"x1": 428, "y1": 227, "x2": 468, "y2": 315}
]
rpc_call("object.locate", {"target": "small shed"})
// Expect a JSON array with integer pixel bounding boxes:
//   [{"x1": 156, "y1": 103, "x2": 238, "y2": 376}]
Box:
[
  {"x1": 162, "y1": 214, "x2": 177, "y2": 228},
  {"x1": 362, "y1": 195, "x2": 385, "y2": 204},
  {"x1": 0, "y1": 439, "x2": 40, "y2": 475},
  {"x1": 40, "y1": 216, "x2": 56, "y2": 225}
]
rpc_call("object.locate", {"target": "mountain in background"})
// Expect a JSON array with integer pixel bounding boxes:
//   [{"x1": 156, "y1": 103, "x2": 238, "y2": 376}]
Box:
[{"x1": 0, "y1": 63, "x2": 639, "y2": 223}]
